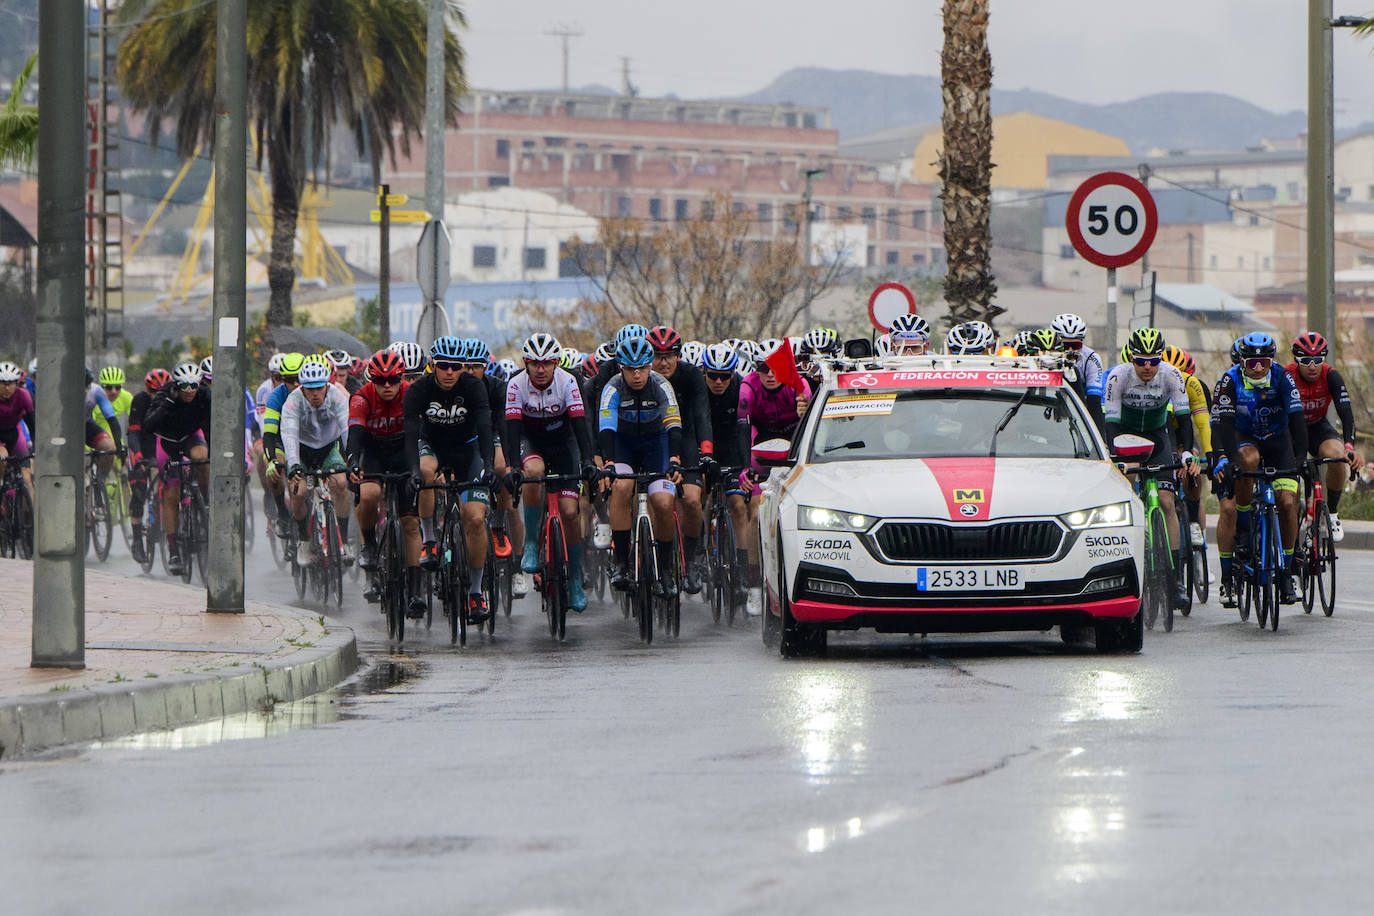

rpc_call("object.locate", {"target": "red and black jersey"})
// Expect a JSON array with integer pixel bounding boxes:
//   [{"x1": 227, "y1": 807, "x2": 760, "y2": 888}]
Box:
[
  {"x1": 1285, "y1": 361, "x2": 1355, "y2": 442},
  {"x1": 349, "y1": 380, "x2": 408, "y2": 443}
]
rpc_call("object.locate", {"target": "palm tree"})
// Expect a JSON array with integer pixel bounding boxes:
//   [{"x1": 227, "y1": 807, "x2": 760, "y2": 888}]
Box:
[
  {"x1": 117, "y1": 0, "x2": 467, "y2": 331},
  {"x1": 0, "y1": 53, "x2": 38, "y2": 172},
  {"x1": 938, "y1": 0, "x2": 1001, "y2": 330}
]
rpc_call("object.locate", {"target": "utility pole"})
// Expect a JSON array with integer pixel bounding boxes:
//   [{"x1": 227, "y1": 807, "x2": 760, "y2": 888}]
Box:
[
  {"x1": 207, "y1": 0, "x2": 247, "y2": 614},
  {"x1": 801, "y1": 168, "x2": 825, "y2": 328},
  {"x1": 546, "y1": 24, "x2": 583, "y2": 93},
  {"x1": 379, "y1": 184, "x2": 391, "y2": 342},
  {"x1": 1309, "y1": 0, "x2": 1336, "y2": 351},
  {"x1": 1137, "y1": 162, "x2": 1152, "y2": 278},
  {"x1": 425, "y1": 0, "x2": 446, "y2": 221},
  {"x1": 32, "y1": 0, "x2": 86, "y2": 668}
]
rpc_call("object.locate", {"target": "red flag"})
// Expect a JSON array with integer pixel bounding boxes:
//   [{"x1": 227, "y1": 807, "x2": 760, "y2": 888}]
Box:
[{"x1": 762, "y1": 337, "x2": 807, "y2": 397}]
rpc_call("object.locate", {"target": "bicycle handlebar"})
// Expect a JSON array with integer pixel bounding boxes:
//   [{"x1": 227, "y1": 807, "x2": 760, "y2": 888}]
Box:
[
  {"x1": 1120, "y1": 463, "x2": 1184, "y2": 475},
  {"x1": 1235, "y1": 467, "x2": 1294, "y2": 480}
]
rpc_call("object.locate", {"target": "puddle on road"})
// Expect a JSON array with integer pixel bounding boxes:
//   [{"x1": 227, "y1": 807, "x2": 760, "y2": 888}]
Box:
[{"x1": 85, "y1": 655, "x2": 425, "y2": 754}]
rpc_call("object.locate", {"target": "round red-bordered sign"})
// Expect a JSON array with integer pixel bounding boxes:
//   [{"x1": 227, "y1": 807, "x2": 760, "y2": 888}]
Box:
[
  {"x1": 867, "y1": 282, "x2": 917, "y2": 331},
  {"x1": 1065, "y1": 171, "x2": 1158, "y2": 269}
]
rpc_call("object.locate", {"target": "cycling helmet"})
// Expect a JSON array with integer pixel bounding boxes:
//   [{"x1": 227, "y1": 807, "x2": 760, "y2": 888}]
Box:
[
  {"x1": 946, "y1": 321, "x2": 994, "y2": 355},
  {"x1": 702, "y1": 342, "x2": 739, "y2": 373},
  {"x1": 26, "y1": 358, "x2": 35, "y2": 376},
  {"x1": 804, "y1": 326, "x2": 839, "y2": 355},
  {"x1": 429, "y1": 336, "x2": 465, "y2": 362},
  {"x1": 616, "y1": 336, "x2": 655, "y2": 369},
  {"x1": 278, "y1": 352, "x2": 305, "y2": 378},
  {"x1": 366, "y1": 348, "x2": 405, "y2": 380},
  {"x1": 736, "y1": 339, "x2": 761, "y2": 361},
  {"x1": 1161, "y1": 345, "x2": 1192, "y2": 375},
  {"x1": 267, "y1": 352, "x2": 285, "y2": 374},
  {"x1": 1025, "y1": 328, "x2": 1063, "y2": 354},
  {"x1": 891, "y1": 327, "x2": 930, "y2": 354},
  {"x1": 888, "y1": 313, "x2": 930, "y2": 337},
  {"x1": 559, "y1": 348, "x2": 579, "y2": 370},
  {"x1": 1009, "y1": 330, "x2": 1033, "y2": 354},
  {"x1": 720, "y1": 337, "x2": 743, "y2": 355},
  {"x1": 1125, "y1": 327, "x2": 1166, "y2": 357},
  {"x1": 171, "y1": 361, "x2": 202, "y2": 387},
  {"x1": 145, "y1": 368, "x2": 172, "y2": 391},
  {"x1": 757, "y1": 338, "x2": 784, "y2": 360},
  {"x1": 498, "y1": 358, "x2": 518, "y2": 379},
  {"x1": 298, "y1": 359, "x2": 331, "y2": 389},
  {"x1": 348, "y1": 355, "x2": 366, "y2": 377},
  {"x1": 874, "y1": 333, "x2": 892, "y2": 357},
  {"x1": 522, "y1": 332, "x2": 562, "y2": 363},
  {"x1": 681, "y1": 341, "x2": 706, "y2": 366},
  {"x1": 1292, "y1": 331, "x2": 1329, "y2": 359},
  {"x1": 615, "y1": 324, "x2": 649, "y2": 346},
  {"x1": 85, "y1": 366, "x2": 94, "y2": 385},
  {"x1": 486, "y1": 359, "x2": 505, "y2": 381},
  {"x1": 1237, "y1": 332, "x2": 1277, "y2": 361},
  {"x1": 1050, "y1": 313, "x2": 1088, "y2": 340},
  {"x1": 467, "y1": 340, "x2": 491, "y2": 363},
  {"x1": 389, "y1": 341, "x2": 425, "y2": 374},
  {"x1": 300, "y1": 354, "x2": 332, "y2": 376},
  {"x1": 580, "y1": 353, "x2": 599, "y2": 377},
  {"x1": 646, "y1": 325, "x2": 682, "y2": 352},
  {"x1": 0, "y1": 361, "x2": 21, "y2": 383},
  {"x1": 1229, "y1": 338, "x2": 1242, "y2": 366},
  {"x1": 98, "y1": 366, "x2": 125, "y2": 386},
  {"x1": 324, "y1": 348, "x2": 351, "y2": 369},
  {"x1": 594, "y1": 342, "x2": 615, "y2": 364},
  {"x1": 198, "y1": 355, "x2": 213, "y2": 383}
]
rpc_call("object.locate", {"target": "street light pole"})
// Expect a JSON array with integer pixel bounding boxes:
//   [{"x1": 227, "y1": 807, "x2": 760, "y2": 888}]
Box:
[
  {"x1": 801, "y1": 167, "x2": 825, "y2": 329},
  {"x1": 32, "y1": 0, "x2": 86, "y2": 668},
  {"x1": 1308, "y1": 0, "x2": 1336, "y2": 352}
]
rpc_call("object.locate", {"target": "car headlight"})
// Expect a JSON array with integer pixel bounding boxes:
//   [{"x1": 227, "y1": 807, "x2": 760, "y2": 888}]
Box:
[
  {"x1": 798, "y1": 505, "x2": 876, "y2": 532},
  {"x1": 1060, "y1": 501, "x2": 1132, "y2": 530}
]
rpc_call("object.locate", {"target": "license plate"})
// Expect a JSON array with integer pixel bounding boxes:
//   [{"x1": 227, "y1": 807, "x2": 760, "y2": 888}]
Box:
[{"x1": 916, "y1": 567, "x2": 1022, "y2": 591}]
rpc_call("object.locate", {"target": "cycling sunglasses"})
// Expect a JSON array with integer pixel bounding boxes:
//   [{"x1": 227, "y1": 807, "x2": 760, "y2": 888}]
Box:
[
  {"x1": 1295, "y1": 355, "x2": 1325, "y2": 367},
  {"x1": 1062, "y1": 339, "x2": 1083, "y2": 350},
  {"x1": 432, "y1": 360, "x2": 463, "y2": 372},
  {"x1": 705, "y1": 371, "x2": 734, "y2": 382},
  {"x1": 102, "y1": 384, "x2": 122, "y2": 392},
  {"x1": 175, "y1": 381, "x2": 198, "y2": 390},
  {"x1": 1131, "y1": 356, "x2": 1161, "y2": 367},
  {"x1": 372, "y1": 374, "x2": 402, "y2": 386},
  {"x1": 1244, "y1": 357, "x2": 1272, "y2": 371}
]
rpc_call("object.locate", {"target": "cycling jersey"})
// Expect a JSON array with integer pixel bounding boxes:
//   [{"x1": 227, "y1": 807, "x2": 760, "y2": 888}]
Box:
[
  {"x1": 479, "y1": 372, "x2": 507, "y2": 447},
  {"x1": 254, "y1": 378, "x2": 274, "y2": 423},
  {"x1": 706, "y1": 374, "x2": 748, "y2": 467},
  {"x1": 92, "y1": 388, "x2": 132, "y2": 437},
  {"x1": 261, "y1": 381, "x2": 295, "y2": 459},
  {"x1": 505, "y1": 367, "x2": 593, "y2": 469},
  {"x1": 1068, "y1": 344, "x2": 1105, "y2": 400},
  {"x1": 402, "y1": 372, "x2": 494, "y2": 475},
  {"x1": 1102, "y1": 363, "x2": 1191, "y2": 437},
  {"x1": 0, "y1": 386, "x2": 34, "y2": 458},
  {"x1": 738, "y1": 371, "x2": 810, "y2": 443},
  {"x1": 143, "y1": 385, "x2": 211, "y2": 445},
  {"x1": 660, "y1": 361, "x2": 713, "y2": 455},
  {"x1": 84, "y1": 382, "x2": 124, "y2": 451},
  {"x1": 127, "y1": 390, "x2": 153, "y2": 458},
  {"x1": 279, "y1": 385, "x2": 350, "y2": 470},
  {"x1": 1285, "y1": 362, "x2": 1355, "y2": 443},
  {"x1": 1179, "y1": 373, "x2": 1212, "y2": 455},
  {"x1": 597, "y1": 371, "x2": 683, "y2": 463},
  {"x1": 1213, "y1": 363, "x2": 1307, "y2": 464},
  {"x1": 348, "y1": 380, "x2": 408, "y2": 445}
]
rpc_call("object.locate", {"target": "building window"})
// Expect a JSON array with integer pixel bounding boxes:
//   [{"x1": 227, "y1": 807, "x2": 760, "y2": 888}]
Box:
[
  {"x1": 803, "y1": 113, "x2": 818, "y2": 129},
  {"x1": 866, "y1": 245, "x2": 876, "y2": 267},
  {"x1": 524, "y1": 247, "x2": 547, "y2": 270},
  {"x1": 757, "y1": 202, "x2": 772, "y2": 224},
  {"x1": 487, "y1": 176, "x2": 509, "y2": 188},
  {"x1": 912, "y1": 210, "x2": 926, "y2": 230},
  {"x1": 473, "y1": 245, "x2": 497, "y2": 268},
  {"x1": 838, "y1": 205, "x2": 853, "y2": 221},
  {"x1": 784, "y1": 112, "x2": 797, "y2": 127},
  {"x1": 885, "y1": 250, "x2": 899, "y2": 265},
  {"x1": 1237, "y1": 256, "x2": 1244, "y2": 269},
  {"x1": 544, "y1": 136, "x2": 566, "y2": 147},
  {"x1": 1288, "y1": 181, "x2": 1300, "y2": 200},
  {"x1": 733, "y1": 201, "x2": 747, "y2": 216},
  {"x1": 1210, "y1": 255, "x2": 1218, "y2": 268},
  {"x1": 649, "y1": 198, "x2": 663, "y2": 221},
  {"x1": 617, "y1": 196, "x2": 631, "y2": 217},
  {"x1": 886, "y1": 208, "x2": 900, "y2": 240},
  {"x1": 495, "y1": 138, "x2": 509, "y2": 159},
  {"x1": 912, "y1": 252, "x2": 926, "y2": 265},
  {"x1": 1263, "y1": 256, "x2": 1272, "y2": 269},
  {"x1": 1060, "y1": 244, "x2": 1075, "y2": 260},
  {"x1": 675, "y1": 198, "x2": 689, "y2": 221},
  {"x1": 1249, "y1": 214, "x2": 1259, "y2": 226},
  {"x1": 701, "y1": 199, "x2": 714, "y2": 221},
  {"x1": 522, "y1": 139, "x2": 536, "y2": 149},
  {"x1": 783, "y1": 204, "x2": 797, "y2": 231},
  {"x1": 862, "y1": 206, "x2": 876, "y2": 230}
]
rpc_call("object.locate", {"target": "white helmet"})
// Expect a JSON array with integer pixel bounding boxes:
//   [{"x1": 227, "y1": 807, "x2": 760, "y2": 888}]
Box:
[
  {"x1": 889, "y1": 313, "x2": 930, "y2": 337},
  {"x1": 522, "y1": 332, "x2": 562, "y2": 362},
  {"x1": 804, "y1": 326, "x2": 839, "y2": 355},
  {"x1": 945, "y1": 321, "x2": 995, "y2": 355},
  {"x1": 298, "y1": 359, "x2": 331, "y2": 388},
  {"x1": 1050, "y1": 313, "x2": 1087, "y2": 340},
  {"x1": 498, "y1": 358, "x2": 518, "y2": 378},
  {"x1": 875, "y1": 333, "x2": 892, "y2": 357},
  {"x1": 0, "y1": 361, "x2": 21, "y2": 382},
  {"x1": 757, "y1": 338, "x2": 784, "y2": 360},
  {"x1": 389, "y1": 341, "x2": 425, "y2": 373},
  {"x1": 198, "y1": 355, "x2": 213, "y2": 382},
  {"x1": 681, "y1": 341, "x2": 706, "y2": 366},
  {"x1": 171, "y1": 361, "x2": 203, "y2": 387},
  {"x1": 702, "y1": 343, "x2": 739, "y2": 373},
  {"x1": 26, "y1": 357, "x2": 36, "y2": 376},
  {"x1": 267, "y1": 352, "x2": 285, "y2": 374}
]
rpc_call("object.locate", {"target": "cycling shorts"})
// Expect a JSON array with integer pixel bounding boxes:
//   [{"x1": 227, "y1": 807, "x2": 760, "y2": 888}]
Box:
[
  {"x1": 1130, "y1": 425, "x2": 1179, "y2": 495},
  {"x1": 519, "y1": 434, "x2": 582, "y2": 499},
  {"x1": 1306, "y1": 418, "x2": 1342, "y2": 457},
  {"x1": 0, "y1": 425, "x2": 30, "y2": 466},
  {"x1": 156, "y1": 432, "x2": 207, "y2": 479},
  {"x1": 419, "y1": 443, "x2": 489, "y2": 506},
  {"x1": 1236, "y1": 431, "x2": 1300, "y2": 495},
  {"x1": 612, "y1": 431, "x2": 668, "y2": 475},
  {"x1": 85, "y1": 418, "x2": 109, "y2": 449},
  {"x1": 299, "y1": 442, "x2": 347, "y2": 474}
]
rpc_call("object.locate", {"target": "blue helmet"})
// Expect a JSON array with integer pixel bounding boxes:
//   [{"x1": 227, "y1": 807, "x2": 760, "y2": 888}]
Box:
[
  {"x1": 485, "y1": 358, "x2": 502, "y2": 379},
  {"x1": 616, "y1": 336, "x2": 655, "y2": 369},
  {"x1": 702, "y1": 342, "x2": 739, "y2": 373},
  {"x1": 467, "y1": 339, "x2": 491, "y2": 362},
  {"x1": 1237, "y1": 332, "x2": 1276, "y2": 361},
  {"x1": 615, "y1": 324, "x2": 649, "y2": 346},
  {"x1": 429, "y1": 336, "x2": 465, "y2": 361}
]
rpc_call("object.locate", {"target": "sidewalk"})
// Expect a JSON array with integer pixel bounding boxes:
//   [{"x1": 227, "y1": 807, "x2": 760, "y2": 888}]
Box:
[{"x1": 0, "y1": 559, "x2": 357, "y2": 759}]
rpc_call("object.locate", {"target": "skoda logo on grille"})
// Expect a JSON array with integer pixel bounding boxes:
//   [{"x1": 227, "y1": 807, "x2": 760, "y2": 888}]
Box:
[{"x1": 959, "y1": 503, "x2": 978, "y2": 517}]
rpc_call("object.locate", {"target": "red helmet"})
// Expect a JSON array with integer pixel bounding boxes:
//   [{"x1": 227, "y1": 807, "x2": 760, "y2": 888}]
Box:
[
  {"x1": 366, "y1": 348, "x2": 406, "y2": 380},
  {"x1": 348, "y1": 355, "x2": 366, "y2": 377},
  {"x1": 580, "y1": 353, "x2": 598, "y2": 377},
  {"x1": 1292, "y1": 331, "x2": 1329, "y2": 359},
  {"x1": 646, "y1": 325, "x2": 682, "y2": 353},
  {"x1": 145, "y1": 368, "x2": 171, "y2": 392}
]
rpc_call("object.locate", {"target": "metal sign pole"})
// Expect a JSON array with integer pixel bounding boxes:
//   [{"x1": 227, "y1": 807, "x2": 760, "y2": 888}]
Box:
[{"x1": 1106, "y1": 267, "x2": 1118, "y2": 357}]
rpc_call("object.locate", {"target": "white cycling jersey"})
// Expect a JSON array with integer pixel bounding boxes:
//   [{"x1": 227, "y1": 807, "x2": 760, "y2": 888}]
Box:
[
  {"x1": 279, "y1": 385, "x2": 349, "y2": 468},
  {"x1": 504, "y1": 367, "x2": 585, "y2": 438},
  {"x1": 1068, "y1": 344, "x2": 1105, "y2": 399},
  {"x1": 1102, "y1": 362, "x2": 1190, "y2": 433}
]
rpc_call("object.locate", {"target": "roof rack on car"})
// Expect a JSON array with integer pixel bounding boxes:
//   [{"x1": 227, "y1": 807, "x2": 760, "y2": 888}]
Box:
[{"x1": 814, "y1": 351, "x2": 1078, "y2": 384}]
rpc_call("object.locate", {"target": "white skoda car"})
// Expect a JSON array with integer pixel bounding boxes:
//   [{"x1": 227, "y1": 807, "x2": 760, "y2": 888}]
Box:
[{"x1": 755, "y1": 354, "x2": 1145, "y2": 657}]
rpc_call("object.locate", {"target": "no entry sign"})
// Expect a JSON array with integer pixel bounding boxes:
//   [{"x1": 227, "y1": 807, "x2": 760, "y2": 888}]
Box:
[
  {"x1": 867, "y1": 282, "x2": 917, "y2": 331},
  {"x1": 1065, "y1": 171, "x2": 1158, "y2": 269}
]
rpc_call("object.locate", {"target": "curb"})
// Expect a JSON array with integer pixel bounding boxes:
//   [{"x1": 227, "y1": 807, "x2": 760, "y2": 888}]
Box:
[
  {"x1": 1204, "y1": 521, "x2": 1374, "y2": 552},
  {"x1": 0, "y1": 616, "x2": 358, "y2": 760}
]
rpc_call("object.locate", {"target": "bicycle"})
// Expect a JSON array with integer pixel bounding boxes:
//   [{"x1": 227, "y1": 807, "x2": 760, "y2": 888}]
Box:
[
  {"x1": 162, "y1": 456, "x2": 211, "y2": 586},
  {"x1": 84, "y1": 449, "x2": 119, "y2": 562},
  {"x1": 419, "y1": 475, "x2": 493, "y2": 647},
  {"x1": 703, "y1": 466, "x2": 749, "y2": 626},
  {"x1": 0, "y1": 454, "x2": 33, "y2": 559},
  {"x1": 288, "y1": 467, "x2": 347, "y2": 608},
  {"x1": 361, "y1": 473, "x2": 414, "y2": 642},
  {"x1": 486, "y1": 501, "x2": 516, "y2": 620},
  {"x1": 1233, "y1": 467, "x2": 1288, "y2": 632},
  {"x1": 607, "y1": 469, "x2": 686, "y2": 645},
  {"x1": 1296, "y1": 456, "x2": 1352, "y2": 617},
  {"x1": 519, "y1": 472, "x2": 586, "y2": 642},
  {"x1": 1121, "y1": 461, "x2": 1184, "y2": 633}
]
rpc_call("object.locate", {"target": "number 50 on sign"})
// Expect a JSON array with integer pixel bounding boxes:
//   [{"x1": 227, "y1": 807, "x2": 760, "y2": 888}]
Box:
[{"x1": 1065, "y1": 171, "x2": 1158, "y2": 269}]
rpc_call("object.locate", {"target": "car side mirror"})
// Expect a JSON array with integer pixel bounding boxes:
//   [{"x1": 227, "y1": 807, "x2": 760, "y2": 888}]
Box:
[
  {"x1": 1112, "y1": 433, "x2": 1154, "y2": 460},
  {"x1": 752, "y1": 438, "x2": 793, "y2": 468},
  {"x1": 844, "y1": 338, "x2": 873, "y2": 359}
]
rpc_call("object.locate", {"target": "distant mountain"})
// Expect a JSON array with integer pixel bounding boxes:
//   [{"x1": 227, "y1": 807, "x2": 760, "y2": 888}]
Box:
[{"x1": 732, "y1": 67, "x2": 1311, "y2": 155}]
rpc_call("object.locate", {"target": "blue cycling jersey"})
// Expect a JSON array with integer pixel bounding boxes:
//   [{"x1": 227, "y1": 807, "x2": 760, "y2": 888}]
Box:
[
  {"x1": 84, "y1": 383, "x2": 116, "y2": 420},
  {"x1": 1213, "y1": 363, "x2": 1302, "y2": 441}
]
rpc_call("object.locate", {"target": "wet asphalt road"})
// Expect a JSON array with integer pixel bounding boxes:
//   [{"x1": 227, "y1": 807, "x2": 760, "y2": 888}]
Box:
[{"x1": 6, "y1": 525, "x2": 1374, "y2": 914}]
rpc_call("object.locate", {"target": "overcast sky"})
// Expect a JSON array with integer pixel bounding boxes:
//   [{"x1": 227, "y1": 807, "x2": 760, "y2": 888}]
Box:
[{"x1": 461, "y1": 0, "x2": 1374, "y2": 127}]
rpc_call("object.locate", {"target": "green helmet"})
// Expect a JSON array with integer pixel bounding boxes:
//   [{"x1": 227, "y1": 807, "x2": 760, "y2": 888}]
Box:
[
  {"x1": 1025, "y1": 328, "x2": 1063, "y2": 354},
  {"x1": 278, "y1": 352, "x2": 305, "y2": 378},
  {"x1": 1125, "y1": 327, "x2": 1165, "y2": 357},
  {"x1": 98, "y1": 366, "x2": 125, "y2": 386}
]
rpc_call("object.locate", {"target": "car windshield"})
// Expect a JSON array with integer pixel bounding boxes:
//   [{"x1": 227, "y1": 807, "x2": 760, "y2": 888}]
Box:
[{"x1": 808, "y1": 387, "x2": 1099, "y2": 462}]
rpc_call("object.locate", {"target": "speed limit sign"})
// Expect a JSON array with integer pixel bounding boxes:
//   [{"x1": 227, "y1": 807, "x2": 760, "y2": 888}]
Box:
[{"x1": 1065, "y1": 171, "x2": 1158, "y2": 269}]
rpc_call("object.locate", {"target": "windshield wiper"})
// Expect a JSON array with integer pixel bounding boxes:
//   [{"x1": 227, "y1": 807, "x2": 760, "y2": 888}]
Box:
[
  {"x1": 822, "y1": 440, "x2": 867, "y2": 453},
  {"x1": 988, "y1": 388, "x2": 1033, "y2": 457}
]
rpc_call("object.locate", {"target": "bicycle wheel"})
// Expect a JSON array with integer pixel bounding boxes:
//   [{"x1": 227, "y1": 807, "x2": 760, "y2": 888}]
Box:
[
  {"x1": 324, "y1": 510, "x2": 343, "y2": 608},
  {"x1": 0, "y1": 486, "x2": 14, "y2": 559},
  {"x1": 243, "y1": 479, "x2": 256, "y2": 554},
  {"x1": 1316, "y1": 502, "x2": 1336, "y2": 616},
  {"x1": 667, "y1": 539, "x2": 682, "y2": 638},
  {"x1": 265, "y1": 492, "x2": 286, "y2": 569},
  {"x1": 1266, "y1": 511, "x2": 1283, "y2": 632},
  {"x1": 113, "y1": 475, "x2": 134, "y2": 550},
  {"x1": 443, "y1": 509, "x2": 466, "y2": 646},
  {"x1": 1173, "y1": 503, "x2": 1191, "y2": 620},
  {"x1": 1253, "y1": 522, "x2": 1271, "y2": 630},
  {"x1": 291, "y1": 529, "x2": 308, "y2": 600},
  {"x1": 1143, "y1": 509, "x2": 1170, "y2": 631},
  {"x1": 546, "y1": 519, "x2": 567, "y2": 641},
  {"x1": 382, "y1": 517, "x2": 405, "y2": 642},
  {"x1": 1298, "y1": 517, "x2": 1316, "y2": 614},
  {"x1": 195, "y1": 492, "x2": 210, "y2": 587},
  {"x1": 1192, "y1": 535, "x2": 1210, "y2": 607},
  {"x1": 137, "y1": 505, "x2": 158, "y2": 574},
  {"x1": 1236, "y1": 551, "x2": 1252, "y2": 623},
  {"x1": 497, "y1": 559, "x2": 513, "y2": 618},
  {"x1": 636, "y1": 519, "x2": 653, "y2": 645},
  {"x1": 90, "y1": 478, "x2": 112, "y2": 562}
]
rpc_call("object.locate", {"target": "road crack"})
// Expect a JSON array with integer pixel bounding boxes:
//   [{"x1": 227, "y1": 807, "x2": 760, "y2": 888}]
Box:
[{"x1": 927, "y1": 745, "x2": 1039, "y2": 788}]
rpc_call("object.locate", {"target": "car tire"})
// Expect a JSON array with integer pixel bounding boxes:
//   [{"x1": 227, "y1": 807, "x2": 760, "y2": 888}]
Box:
[
  {"x1": 1095, "y1": 601, "x2": 1144, "y2": 654},
  {"x1": 1059, "y1": 624, "x2": 1093, "y2": 647},
  {"x1": 778, "y1": 552, "x2": 826, "y2": 659}
]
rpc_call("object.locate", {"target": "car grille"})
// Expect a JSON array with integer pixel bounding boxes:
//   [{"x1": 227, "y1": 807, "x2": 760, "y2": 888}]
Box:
[{"x1": 873, "y1": 520, "x2": 1064, "y2": 562}]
